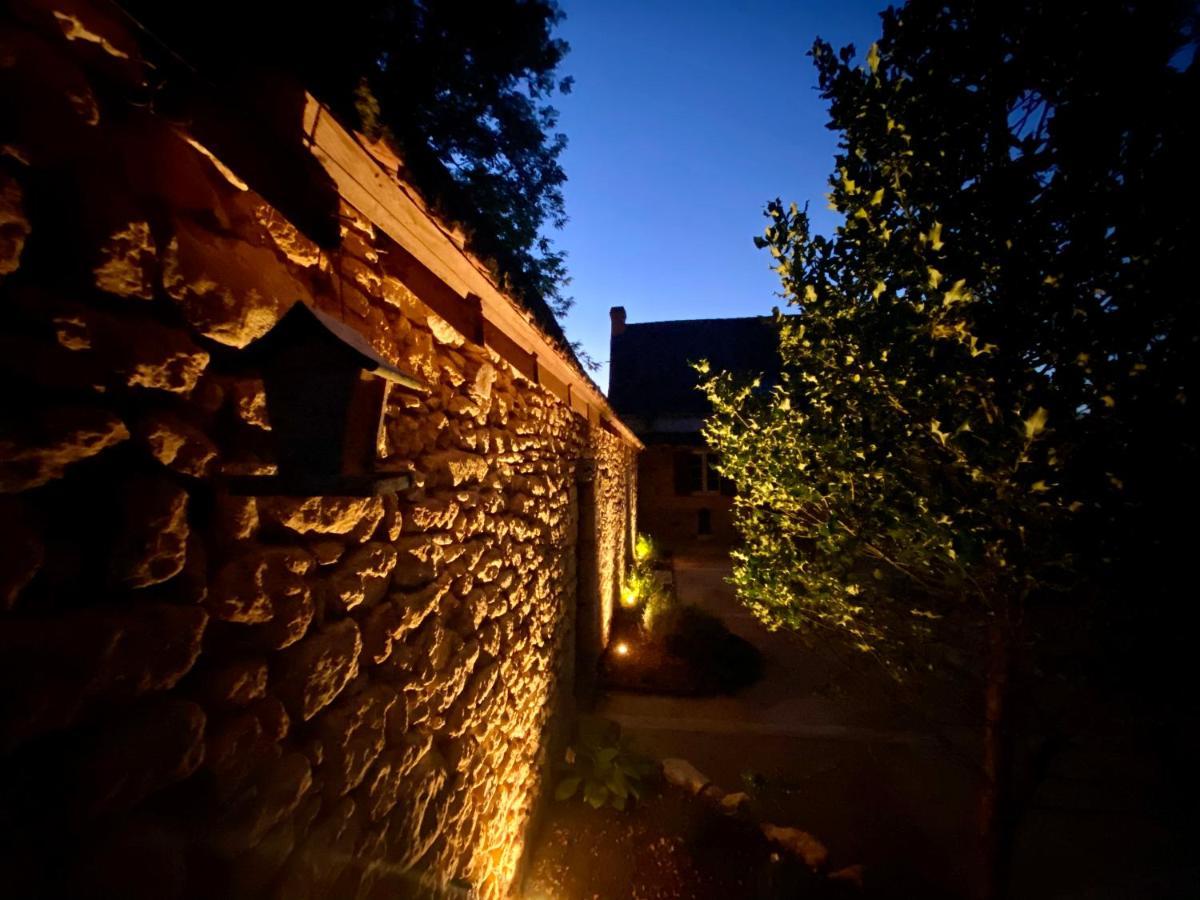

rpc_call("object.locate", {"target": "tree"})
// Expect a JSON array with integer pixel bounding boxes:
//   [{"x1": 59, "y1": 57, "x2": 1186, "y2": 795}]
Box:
[
  {"x1": 122, "y1": 0, "x2": 576, "y2": 337},
  {"x1": 699, "y1": 1, "x2": 1198, "y2": 894}
]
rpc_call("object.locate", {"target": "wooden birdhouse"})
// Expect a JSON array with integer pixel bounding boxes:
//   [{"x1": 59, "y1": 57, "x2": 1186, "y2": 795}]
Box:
[{"x1": 229, "y1": 301, "x2": 428, "y2": 495}]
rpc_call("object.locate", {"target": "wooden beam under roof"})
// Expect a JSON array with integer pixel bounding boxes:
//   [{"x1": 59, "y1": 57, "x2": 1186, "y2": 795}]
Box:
[{"x1": 300, "y1": 96, "x2": 643, "y2": 451}]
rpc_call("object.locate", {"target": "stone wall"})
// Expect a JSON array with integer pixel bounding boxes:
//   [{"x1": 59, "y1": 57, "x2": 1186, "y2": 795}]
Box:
[{"x1": 0, "y1": 3, "x2": 635, "y2": 897}]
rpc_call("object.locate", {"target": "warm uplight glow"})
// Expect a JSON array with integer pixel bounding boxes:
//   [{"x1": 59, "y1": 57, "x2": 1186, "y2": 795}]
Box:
[
  {"x1": 634, "y1": 533, "x2": 654, "y2": 562},
  {"x1": 613, "y1": 641, "x2": 631, "y2": 657},
  {"x1": 620, "y1": 587, "x2": 639, "y2": 608}
]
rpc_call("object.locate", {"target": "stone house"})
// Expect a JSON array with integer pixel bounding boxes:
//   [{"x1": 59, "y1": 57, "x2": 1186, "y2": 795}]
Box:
[
  {"x1": 0, "y1": 2, "x2": 639, "y2": 897},
  {"x1": 607, "y1": 306, "x2": 779, "y2": 552}
]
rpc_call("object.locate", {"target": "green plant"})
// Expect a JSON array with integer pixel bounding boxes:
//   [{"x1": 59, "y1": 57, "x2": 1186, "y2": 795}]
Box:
[
  {"x1": 554, "y1": 716, "x2": 654, "y2": 811},
  {"x1": 639, "y1": 578, "x2": 678, "y2": 636},
  {"x1": 633, "y1": 532, "x2": 657, "y2": 565}
]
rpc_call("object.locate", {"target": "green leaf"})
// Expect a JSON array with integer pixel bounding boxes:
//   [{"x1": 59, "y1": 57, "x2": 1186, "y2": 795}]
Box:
[
  {"x1": 554, "y1": 776, "x2": 581, "y2": 801},
  {"x1": 1024, "y1": 407, "x2": 1049, "y2": 440},
  {"x1": 583, "y1": 781, "x2": 609, "y2": 809}
]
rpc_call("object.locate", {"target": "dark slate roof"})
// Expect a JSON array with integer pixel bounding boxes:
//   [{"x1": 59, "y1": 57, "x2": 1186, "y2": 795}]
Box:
[{"x1": 608, "y1": 314, "x2": 781, "y2": 437}]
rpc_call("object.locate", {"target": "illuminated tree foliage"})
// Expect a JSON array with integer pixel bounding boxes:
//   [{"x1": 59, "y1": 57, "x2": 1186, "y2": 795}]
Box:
[{"x1": 700, "y1": 0, "x2": 1199, "y2": 667}]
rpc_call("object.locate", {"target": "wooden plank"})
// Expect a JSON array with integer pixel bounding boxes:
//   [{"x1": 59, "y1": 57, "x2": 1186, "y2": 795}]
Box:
[
  {"x1": 570, "y1": 387, "x2": 589, "y2": 419},
  {"x1": 301, "y1": 95, "x2": 643, "y2": 450},
  {"x1": 483, "y1": 317, "x2": 537, "y2": 382},
  {"x1": 538, "y1": 365, "x2": 569, "y2": 406}
]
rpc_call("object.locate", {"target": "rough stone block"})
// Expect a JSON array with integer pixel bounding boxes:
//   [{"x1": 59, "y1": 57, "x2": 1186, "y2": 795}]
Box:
[
  {"x1": 50, "y1": 305, "x2": 210, "y2": 394},
  {"x1": 92, "y1": 219, "x2": 156, "y2": 299},
  {"x1": 274, "y1": 619, "x2": 362, "y2": 721},
  {"x1": 208, "y1": 546, "x2": 313, "y2": 625},
  {"x1": 0, "y1": 495, "x2": 43, "y2": 609},
  {"x1": 325, "y1": 541, "x2": 397, "y2": 614},
  {"x1": 194, "y1": 658, "x2": 268, "y2": 710},
  {"x1": 135, "y1": 410, "x2": 218, "y2": 477},
  {"x1": 0, "y1": 170, "x2": 30, "y2": 278},
  {"x1": 71, "y1": 698, "x2": 206, "y2": 818},
  {"x1": 112, "y1": 475, "x2": 190, "y2": 588},
  {"x1": 0, "y1": 405, "x2": 128, "y2": 492},
  {"x1": 260, "y1": 495, "x2": 385, "y2": 540},
  {"x1": 162, "y1": 217, "x2": 313, "y2": 347},
  {"x1": 315, "y1": 684, "x2": 396, "y2": 800}
]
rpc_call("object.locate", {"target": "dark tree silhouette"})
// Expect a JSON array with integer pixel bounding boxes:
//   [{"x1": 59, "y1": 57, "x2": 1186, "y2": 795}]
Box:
[{"x1": 119, "y1": 0, "x2": 575, "y2": 340}]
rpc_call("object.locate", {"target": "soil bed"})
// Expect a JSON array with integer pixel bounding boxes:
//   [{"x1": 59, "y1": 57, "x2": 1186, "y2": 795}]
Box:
[{"x1": 524, "y1": 776, "x2": 855, "y2": 899}]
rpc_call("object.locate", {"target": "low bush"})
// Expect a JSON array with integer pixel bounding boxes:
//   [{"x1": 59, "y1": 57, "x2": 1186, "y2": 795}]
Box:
[{"x1": 555, "y1": 716, "x2": 656, "y2": 811}]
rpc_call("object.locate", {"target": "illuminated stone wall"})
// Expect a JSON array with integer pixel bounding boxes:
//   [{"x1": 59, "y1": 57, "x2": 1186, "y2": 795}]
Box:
[
  {"x1": 590, "y1": 426, "x2": 637, "y2": 648},
  {"x1": 0, "y1": 3, "x2": 635, "y2": 897}
]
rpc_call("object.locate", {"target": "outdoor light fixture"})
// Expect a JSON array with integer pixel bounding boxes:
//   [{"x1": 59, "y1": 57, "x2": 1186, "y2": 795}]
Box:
[
  {"x1": 613, "y1": 641, "x2": 631, "y2": 657},
  {"x1": 230, "y1": 301, "x2": 428, "y2": 496},
  {"x1": 620, "y1": 587, "x2": 639, "y2": 608}
]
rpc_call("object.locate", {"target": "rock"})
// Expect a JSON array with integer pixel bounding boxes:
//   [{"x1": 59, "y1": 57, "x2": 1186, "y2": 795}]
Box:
[
  {"x1": 385, "y1": 750, "x2": 449, "y2": 869},
  {"x1": 93, "y1": 220, "x2": 156, "y2": 299},
  {"x1": 404, "y1": 495, "x2": 459, "y2": 533},
  {"x1": 425, "y1": 450, "x2": 489, "y2": 488},
  {"x1": 162, "y1": 217, "x2": 313, "y2": 347},
  {"x1": 72, "y1": 699, "x2": 206, "y2": 818},
  {"x1": 254, "y1": 204, "x2": 320, "y2": 267},
  {"x1": 251, "y1": 587, "x2": 314, "y2": 650},
  {"x1": 427, "y1": 313, "x2": 464, "y2": 348},
  {"x1": 112, "y1": 476, "x2": 189, "y2": 588},
  {"x1": 212, "y1": 493, "x2": 258, "y2": 543},
  {"x1": 136, "y1": 411, "x2": 218, "y2": 477},
  {"x1": 195, "y1": 658, "x2": 268, "y2": 710},
  {"x1": 391, "y1": 535, "x2": 439, "y2": 589},
  {"x1": 469, "y1": 362, "x2": 496, "y2": 410},
  {"x1": 228, "y1": 378, "x2": 271, "y2": 430},
  {"x1": 208, "y1": 546, "x2": 313, "y2": 624},
  {"x1": 829, "y1": 864, "x2": 865, "y2": 889},
  {"x1": 0, "y1": 406, "x2": 128, "y2": 492},
  {"x1": 380, "y1": 274, "x2": 426, "y2": 322},
  {"x1": 0, "y1": 604, "x2": 202, "y2": 749},
  {"x1": 260, "y1": 496, "x2": 385, "y2": 540},
  {"x1": 380, "y1": 492, "x2": 403, "y2": 541},
  {"x1": 309, "y1": 539, "x2": 345, "y2": 566},
  {"x1": 216, "y1": 752, "x2": 312, "y2": 855},
  {"x1": 719, "y1": 791, "x2": 751, "y2": 814},
  {"x1": 250, "y1": 696, "x2": 290, "y2": 742},
  {"x1": 325, "y1": 541, "x2": 397, "y2": 614},
  {"x1": 51, "y1": 305, "x2": 210, "y2": 394},
  {"x1": 314, "y1": 684, "x2": 396, "y2": 799},
  {"x1": 761, "y1": 824, "x2": 829, "y2": 871},
  {"x1": 0, "y1": 170, "x2": 30, "y2": 278},
  {"x1": 662, "y1": 758, "x2": 711, "y2": 795},
  {"x1": 274, "y1": 619, "x2": 362, "y2": 721},
  {"x1": 48, "y1": 1, "x2": 139, "y2": 60},
  {"x1": 202, "y1": 709, "x2": 275, "y2": 800},
  {"x1": 0, "y1": 496, "x2": 43, "y2": 609},
  {"x1": 362, "y1": 734, "x2": 432, "y2": 821}
]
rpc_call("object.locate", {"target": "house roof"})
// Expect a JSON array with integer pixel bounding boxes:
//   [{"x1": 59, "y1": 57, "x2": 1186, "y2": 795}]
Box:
[{"x1": 607, "y1": 312, "x2": 781, "y2": 440}]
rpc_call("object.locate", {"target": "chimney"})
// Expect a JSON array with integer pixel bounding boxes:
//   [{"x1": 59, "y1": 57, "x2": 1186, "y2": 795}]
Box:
[{"x1": 610, "y1": 306, "x2": 627, "y2": 337}]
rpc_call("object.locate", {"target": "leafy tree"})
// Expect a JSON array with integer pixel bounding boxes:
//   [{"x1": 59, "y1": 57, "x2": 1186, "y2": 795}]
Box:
[
  {"x1": 699, "y1": 0, "x2": 1198, "y2": 893},
  {"x1": 122, "y1": 0, "x2": 576, "y2": 337}
]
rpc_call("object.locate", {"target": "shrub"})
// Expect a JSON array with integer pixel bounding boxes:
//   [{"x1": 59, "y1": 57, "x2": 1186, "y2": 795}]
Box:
[
  {"x1": 665, "y1": 606, "x2": 763, "y2": 693},
  {"x1": 555, "y1": 716, "x2": 655, "y2": 811}
]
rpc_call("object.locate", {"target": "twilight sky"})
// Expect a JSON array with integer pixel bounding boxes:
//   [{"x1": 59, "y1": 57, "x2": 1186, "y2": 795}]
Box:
[{"x1": 552, "y1": 0, "x2": 891, "y2": 391}]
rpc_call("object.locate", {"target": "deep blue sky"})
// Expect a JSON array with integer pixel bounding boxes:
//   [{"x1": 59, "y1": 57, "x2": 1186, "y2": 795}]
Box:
[{"x1": 551, "y1": 0, "x2": 890, "y2": 391}]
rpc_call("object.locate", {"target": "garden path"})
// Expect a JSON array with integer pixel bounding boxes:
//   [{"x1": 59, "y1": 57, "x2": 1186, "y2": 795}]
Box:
[{"x1": 598, "y1": 547, "x2": 981, "y2": 898}]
